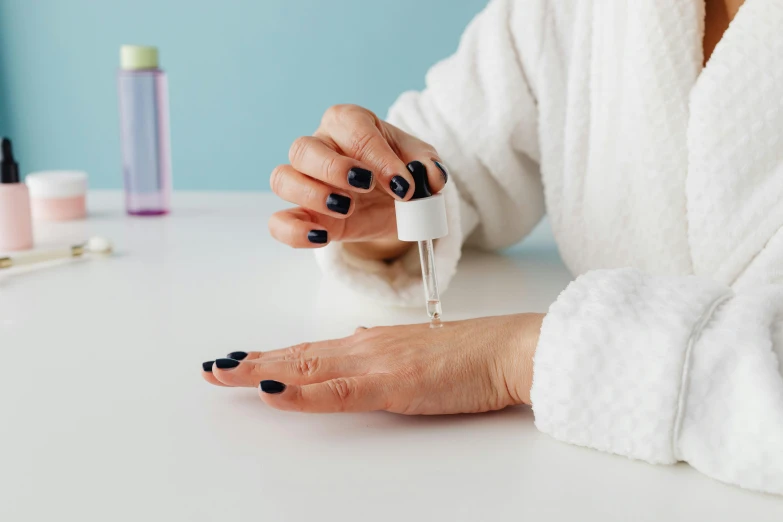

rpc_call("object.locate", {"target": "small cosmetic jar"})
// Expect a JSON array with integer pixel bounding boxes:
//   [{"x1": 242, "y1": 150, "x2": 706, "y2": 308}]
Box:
[{"x1": 26, "y1": 170, "x2": 88, "y2": 222}]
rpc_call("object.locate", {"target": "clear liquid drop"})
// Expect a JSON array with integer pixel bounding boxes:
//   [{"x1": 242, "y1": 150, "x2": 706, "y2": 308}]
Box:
[{"x1": 427, "y1": 299, "x2": 443, "y2": 328}]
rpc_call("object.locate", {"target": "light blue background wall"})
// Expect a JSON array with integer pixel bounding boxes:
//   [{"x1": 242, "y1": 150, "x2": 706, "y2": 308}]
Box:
[{"x1": 0, "y1": 0, "x2": 486, "y2": 190}]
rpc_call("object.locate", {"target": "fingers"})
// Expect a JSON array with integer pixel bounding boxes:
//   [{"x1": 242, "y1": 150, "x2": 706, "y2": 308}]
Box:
[
  {"x1": 319, "y1": 105, "x2": 415, "y2": 201},
  {"x1": 388, "y1": 122, "x2": 448, "y2": 195},
  {"x1": 211, "y1": 352, "x2": 365, "y2": 388},
  {"x1": 206, "y1": 325, "x2": 368, "y2": 388},
  {"x1": 268, "y1": 207, "x2": 344, "y2": 248},
  {"x1": 277, "y1": 104, "x2": 449, "y2": 224},
  {"x1": 205, "y1": 339, "x2": 343, "y2": 388},
  {"x1": 404, "y1": 159, "x2": 449, "y2": 197},
  {"x1": 258, "y1": 376, "x2": 393, "y2": 413},
  {"x1": 270, "y1": 165, "x2": 354, "y2": 218},
  {"x1": 430, "y1": 159, "x2": 450, "y2": 192},
  {"x1": 288, "y1": 136, "x2": 375, "y2": 193},
  {"x1": 201, "y1": 361, "x2": 230, "y2": 387},
  {"x1": 423, "y1": 158, "x2": 449, "y2": 194}
]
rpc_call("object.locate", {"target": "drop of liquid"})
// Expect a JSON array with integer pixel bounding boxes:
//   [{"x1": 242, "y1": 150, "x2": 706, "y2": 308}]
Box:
[{"x1": 427, "y1": 299, "x2": 443, "y2": 328}]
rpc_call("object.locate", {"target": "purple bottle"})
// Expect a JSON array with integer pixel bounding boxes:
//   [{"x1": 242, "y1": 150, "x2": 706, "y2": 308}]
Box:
[{"x1": 117, "y1": 45, "x2": 172, "y2": 215}]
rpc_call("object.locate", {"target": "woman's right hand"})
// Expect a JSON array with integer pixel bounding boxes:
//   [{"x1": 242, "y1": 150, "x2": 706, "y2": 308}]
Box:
[{"x1": 268, "y1": 104, "x2": 449, "y2": 260}]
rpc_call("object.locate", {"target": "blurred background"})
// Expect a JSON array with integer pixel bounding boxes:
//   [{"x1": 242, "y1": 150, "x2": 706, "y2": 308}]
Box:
[{"x1": 0, "y1": 0, "x2": 486, "y2": 190}]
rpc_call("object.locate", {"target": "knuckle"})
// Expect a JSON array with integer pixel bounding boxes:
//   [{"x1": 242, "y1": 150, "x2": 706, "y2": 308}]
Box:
[
  {"x1": 292, "y1": 356, "x2": 320, "y2": 377},
  {"x1": 346, "y1": 129, "x2": 376, "y2": 159},
  {"x1": 372, "y1": 157, "x2": 396, "y2": 179},
  {"x1": 327, "y1": 377, "x2": 355, "y2": 408},
  {"x1": 283, "y1": 342, "x2": 311, "y2": 361},
  {"x1": 323, "y1": 104, "x2": 348, "y2": 125},
  {"x1": 323, "y1": 104, "x2": 367, "y2": 127},
  {"x1": 422, "y1": 144, "x2": 438, "y2": 157},
  {"x1": 352, "y1": 326, "x2": 378, "y2": 340},
  {"x1": 269, "y1": 165, "x2": 289, "y2": 194},
  {"x1": 288, "y1": 136, "x2": 312, "y2": 165},
  {"x1": 300, "y1": 182, "x2": 318, "y2": 206},
  {"x1": 322, "y1": 154, "x2": 344, "y2": 183},
  {"x1": 250, "y1": 362, "x2": 265, "y2": 378}
]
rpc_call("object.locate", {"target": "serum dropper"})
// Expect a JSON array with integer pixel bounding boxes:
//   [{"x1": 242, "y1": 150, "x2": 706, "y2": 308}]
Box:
[
  {"x1": 0, "y1": 138, "x2": 34, "y2": 251},
  {"x1": 394, "y1": 161, "x2": 449, "y2": 327}
]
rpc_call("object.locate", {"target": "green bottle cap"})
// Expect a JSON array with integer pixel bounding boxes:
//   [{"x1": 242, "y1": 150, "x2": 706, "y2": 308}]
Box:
[{"x1": 120, "y1": 45, "x2": 159, "y2": 70}]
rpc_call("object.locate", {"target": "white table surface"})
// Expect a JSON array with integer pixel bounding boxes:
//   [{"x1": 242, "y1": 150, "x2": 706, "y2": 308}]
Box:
[{"x1": 1, "y1": 191, "x2": 781, "y2": 522}]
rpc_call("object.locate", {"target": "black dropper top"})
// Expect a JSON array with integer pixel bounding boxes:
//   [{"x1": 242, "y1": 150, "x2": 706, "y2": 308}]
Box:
[
  {"x1": 407, "y1": 161, "x2": 432, "y2": 199},
  {"x1": 1, "y1": 137, "x2": 20, "y2": 184}
]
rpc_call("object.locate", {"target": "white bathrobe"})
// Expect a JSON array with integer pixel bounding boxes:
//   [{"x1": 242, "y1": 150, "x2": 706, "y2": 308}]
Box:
[{"x1": 315, "y1": 0, "x2": 783, "y2": 495}]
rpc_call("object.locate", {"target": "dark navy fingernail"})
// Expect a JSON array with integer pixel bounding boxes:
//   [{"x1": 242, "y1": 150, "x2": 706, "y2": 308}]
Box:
[
  {"x1": 202, "y1": 361, "x2": 215, "y2": 372},
  {"x1": 390, "y1": 175, "x2": 410, "y2": 199},
  {"x1": 260, "y1": 380, "x2": 286, "y2": 394},
  {"x1": 308, "y1": 230, "x2": 328, "y2": 244},
  {"x1": 227, "y1": 351, "x2": 248, "y2": 361},
  {"x1": 406, "y1": 161, "x2": 432, "y2": 199},
  {"x1": 326, "y1": 194, "x2": 351, "y2": 215},
  {"x1": 432, "y1": 160, "x2": 449, "y2": 183},
  {"x1": 347, "y1": 167, "x2": 373, "y2": 189},
  {"x1": 215, "y1": 358, "x2": 240, "y2": 370}
]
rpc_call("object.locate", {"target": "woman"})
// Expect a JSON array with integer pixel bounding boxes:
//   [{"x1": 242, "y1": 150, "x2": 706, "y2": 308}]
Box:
[{"x1": 202, "y1": 0, "x2": 783, "y2": 495}]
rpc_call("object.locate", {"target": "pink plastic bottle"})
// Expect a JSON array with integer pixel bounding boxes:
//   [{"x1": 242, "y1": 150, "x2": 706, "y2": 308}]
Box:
[{"x1": 0, "y1": 138, "x2": 33, "y2": 251}]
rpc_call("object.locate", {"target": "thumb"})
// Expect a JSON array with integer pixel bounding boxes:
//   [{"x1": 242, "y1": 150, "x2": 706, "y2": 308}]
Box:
[{"x1": 388, "y1": 123, "x2": 450, "y2": 196}]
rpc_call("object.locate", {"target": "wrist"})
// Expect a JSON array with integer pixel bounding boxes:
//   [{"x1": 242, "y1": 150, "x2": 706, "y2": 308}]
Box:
[
  {"x1": 504, "y1": 313, "x2": 545, "y2": 405},
  {"x1": 343, "y1": 238, "x2": 413, "y2": 261}
]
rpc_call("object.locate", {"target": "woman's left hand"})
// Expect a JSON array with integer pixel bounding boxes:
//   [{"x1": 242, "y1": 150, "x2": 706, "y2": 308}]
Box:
[{"x1": 202, "y1": 314, "x2": 544, "y2": 414}]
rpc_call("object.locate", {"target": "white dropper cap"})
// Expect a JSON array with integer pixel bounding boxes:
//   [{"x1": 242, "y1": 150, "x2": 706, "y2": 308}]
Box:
[{"x1": 394, "y1": 162, "x2": 448, "y2": 242}]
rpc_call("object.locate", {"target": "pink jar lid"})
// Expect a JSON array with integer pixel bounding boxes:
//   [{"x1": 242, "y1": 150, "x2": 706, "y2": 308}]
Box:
[{"x1": 26, "y1": 170, "x2": 88, "y2": 199}]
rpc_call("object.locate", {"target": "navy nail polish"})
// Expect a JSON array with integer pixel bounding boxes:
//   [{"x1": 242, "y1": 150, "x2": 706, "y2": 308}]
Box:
[
  {"x1": 202, "y1": 361, "x2": 214, "y2": 372},
  {"x1": 227, "y1": 351, "x2": 248, "y2": 361},
  {"x1": 347, "y1": 167, "x2": 373, "y2": 189},
  {"x1": 406, "y1": 161, "x2": 432, "y2": 198},
  {"x1": 260, "y1": 380, "x2": 286, "y2": 394},
  {"x1": 308, "y1": 230, "x2": 328, "y2": 244},
  {"x1": 390, "y1": 175, "x2": 410, "y2": 199},
  {"x1": 215, "y1": 358, "x2": 240, "y2": 370},
  {"x1": 326, "y1": 194, "x2": 351, "y2": 215},
  {"x1": 432, "y1": 160, "x2": 449, "y2": 183}
]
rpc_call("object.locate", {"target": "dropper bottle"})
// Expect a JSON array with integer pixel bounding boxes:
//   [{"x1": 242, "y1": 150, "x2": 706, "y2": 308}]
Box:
[
  {"x1": 394, "y1": 161, "x2": 449, "y2": 327},
  {"x1": 0, "y1": 138, "x2": 34, "y2": 251}
]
